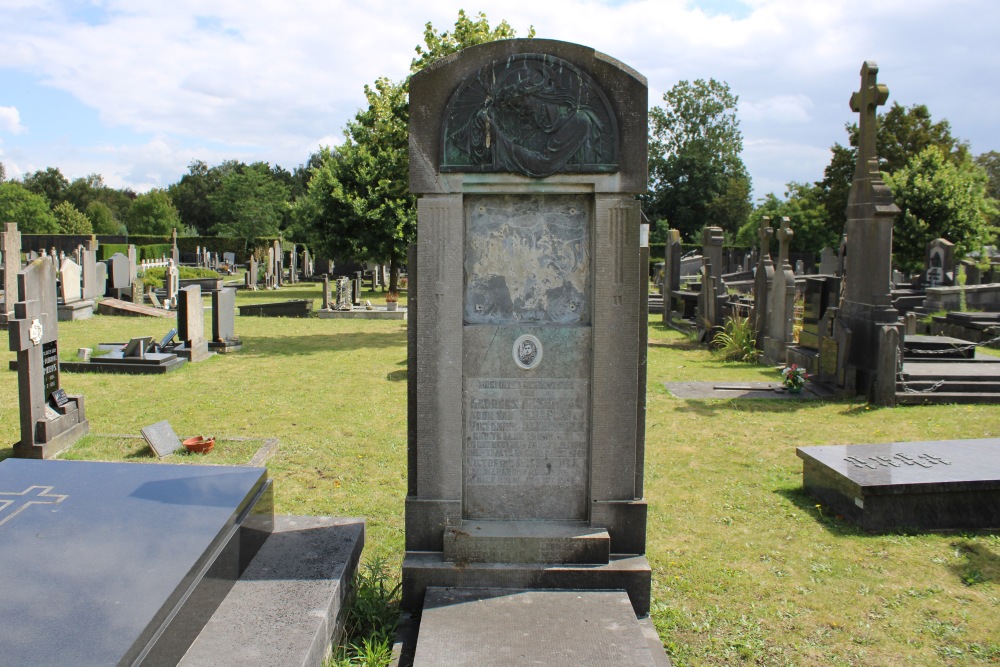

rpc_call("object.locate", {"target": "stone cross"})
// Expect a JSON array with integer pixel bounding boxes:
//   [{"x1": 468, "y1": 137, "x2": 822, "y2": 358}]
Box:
[
  {"x1": 0, "y1": 485, "x2": 68, "y2": 527},
  {"x1": 758, "y1": 215, "x2": 773, "y2": 259},
  {"x1": 2, "y1": 223, "x2": 22, "y2": 323},
  {"x1": 751, "y1": 216, "x2": 775, "y2": 346},
  {"x1": 776, "y1": 216, "x2": 794, "y2": 270},
  {"x1": 171, "y1": 228, "x2": 179, "y2": 266},
  {"x1": 850, "y1": 61, "x2": 889, "y2": 180}
]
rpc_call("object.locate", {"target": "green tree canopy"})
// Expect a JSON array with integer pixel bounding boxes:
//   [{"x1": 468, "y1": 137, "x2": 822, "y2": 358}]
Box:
[
  {"x1": 126, "y1": 189, "x2": 180, "y2": 235},
  {"x1": 886, "y1": 147, "x2": 997, "y2": 271},
  {"x1": 646, "y1": 78, "x2": 752, "y2": 241},
  {"x1": 85, "y1": 200, "x2": 123, "y2": 235},
  {"x1": 22, "y1": 167, "x2": 69, "y2": 206},
  {"x1": 209, "y1": 162, "x2": 290, "y2": 247},
  {"x1": 53, "y1": 201, "x2": 93, "y2": 234},
  {"x1": 736, "y1": 182, "x2": 839, "y2": 254},
  {"x1": 0, "y1": 182, "x2": 58, "y2": 233}
]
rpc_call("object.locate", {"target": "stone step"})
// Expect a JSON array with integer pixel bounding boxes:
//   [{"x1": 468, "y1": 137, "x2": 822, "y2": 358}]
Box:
[
  {"x1": 902, "y1": 334, "x2": 976, "y2": 360},
  {"x1": 409, "y1": 588, "x2": 671, "y2": 667},
  {"x1": 180, "y1": 515, "x2": 364, "y2": 667},
  {"x1": 901, "y1": 361, "x2": 1000, "y2": 381},
  {"x1": 443, "y1": 520, "x2": 610, "y2": 564},
  {"x1": 898, "y1": 380, "x2": 1000, "y2": 393},
  {"x1": 896, "y1": 391, "x2": 1000, "y2": 405}
]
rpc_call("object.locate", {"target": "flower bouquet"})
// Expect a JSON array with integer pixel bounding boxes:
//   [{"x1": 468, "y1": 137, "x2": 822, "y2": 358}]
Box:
[{"x1": 781, "y1": 364, "x2": 808, "y2": 393}]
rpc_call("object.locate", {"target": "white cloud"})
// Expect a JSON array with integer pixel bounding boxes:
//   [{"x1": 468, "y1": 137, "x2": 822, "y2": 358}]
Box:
[
  {"x1": 0, "y1": 0, "x2": 997, "y2": 192},
  {"x1": 0, "y1": 106, "x2": 26, "y2": 134}
]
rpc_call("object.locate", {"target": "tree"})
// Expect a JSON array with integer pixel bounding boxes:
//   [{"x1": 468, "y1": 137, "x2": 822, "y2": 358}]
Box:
[
  {"x1": 885, "y1": 147, "x2": 997, "y2": 271},
  {"x1": 818, "y1": 103, "x2": 970, "y2": 232},
  {"x1": 646, "y1": 78, "x2": 752, "y2": 241},
  {"x1": 168, "y1": 160, "x2": 230, "y2": 235},
  {"x1": 22, "y1": 167, "x2": 69, "y2": 205},
  {"x1": 301, "y1": 11, "x2": 531, "y2": 292},
  {"x1": 209, "y1": 162, "x2": 289, "y2": 247},
  {"x1": 85, "y1": 200, "x2": 123, "y2": 235},
  {"x1": 736, "y1": 182, "x2": 838, "y2": 254},
  {"x1": 126, "y1": 189, "x2": 180, "y2": 235},
  {"x1": 53, "y1": 201, "x2": 93, "y2": 234},
  {"x1": 0, "y1": 182, "x2": 58, "y2": 233}
]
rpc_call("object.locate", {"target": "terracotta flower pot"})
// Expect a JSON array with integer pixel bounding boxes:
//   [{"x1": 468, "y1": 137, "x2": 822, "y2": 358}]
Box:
[{"x1": 183, "y1": 436, "x2": 215, "y2": 454}]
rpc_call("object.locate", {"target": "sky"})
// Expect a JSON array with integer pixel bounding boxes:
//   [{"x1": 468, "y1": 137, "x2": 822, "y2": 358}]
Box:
[{"x1": 0, "y1": 0, "x2": 997, "y2": 201}]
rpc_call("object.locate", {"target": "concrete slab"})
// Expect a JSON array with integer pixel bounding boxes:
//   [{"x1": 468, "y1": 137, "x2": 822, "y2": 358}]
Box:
[
  {"x1": 316, "y1": 306, "x2": 407, "y2": 320},
  {"x1": 180, "y1": 515, "x2": 364, "y2": 667},
  {"x1": 97, "y1": 297, "x2": 175, "y2": 318},
  {"x1": 411, "y1": 588, "x2": 670, "y2": 667}
]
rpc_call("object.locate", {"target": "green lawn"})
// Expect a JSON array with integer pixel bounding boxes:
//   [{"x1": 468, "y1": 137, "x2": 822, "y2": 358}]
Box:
[{"x1": 1, "y1": 283, "x2": 997, "y2": 666}]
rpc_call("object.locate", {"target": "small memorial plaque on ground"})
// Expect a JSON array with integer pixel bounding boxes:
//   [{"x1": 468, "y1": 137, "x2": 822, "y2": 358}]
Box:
[{"x1": 141, "y1": 419, "x2": 184, "y2": 457}]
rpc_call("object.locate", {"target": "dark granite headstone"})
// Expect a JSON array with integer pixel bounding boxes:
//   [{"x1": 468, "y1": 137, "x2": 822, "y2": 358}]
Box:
[
  {"x1": 0, "y1": 459, "x2": 272, "y2": 664},
  {"x1": 798, "y1": 438, "x2": 1000, "y2": 530}
]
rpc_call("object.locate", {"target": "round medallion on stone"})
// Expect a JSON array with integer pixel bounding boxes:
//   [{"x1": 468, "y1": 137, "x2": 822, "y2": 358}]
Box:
[{"x1": 512, "y1": 334, "x2": 543, "y2": 370}]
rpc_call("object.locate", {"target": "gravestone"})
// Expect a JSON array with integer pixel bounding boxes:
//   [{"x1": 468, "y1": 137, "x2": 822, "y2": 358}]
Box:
[
  {"x1": 80, "y1": 249, "x2": 99, "y2": 301},
  {"x1": 273, "y1": 240, "x2": 283, "y2": 287},
  {"x1": 797, "y1": 438, "x2": 1000, "y2": 530},
  {"x1": 127, "y1": 244, "x2": 138, "y2": 285},
  {"x1": 246, "y1": 256, "x2": 259, "y2": 290},
  {"x1": 798, "y1": 276, "x2": 842, "y2": 350},
  {"x1": 289, "y1": 244, "x2": 298, "y2": 284},
  {"x1": 265, "y1": 248, "x2": 275, "y2": 288},
  {"x1": 335, "y1": 277, "x2": 352, "y2": 310},
  {"x1": 0, "y1": 459, "x2": 272, "y2": 664},
  {"x1": 223, "y1": 251, "x2": 235, "y2": 267},
  {"x1": 661, "y1": 229, "x2": 681, "y2": 324},
  {"x1": 165, "y1": 259, "x2": 180, "y2": 308},
  {"x1": 209, "y1": 287, "x2": 241, "y2": 353},
  {"x1": 303, "y1": 248, "x2": 313, "y2": 278},
  {"x1": 141, "y1": 419, "x2": 183, "y2": 457},
  {"x1": 351, "y1": 275, "x2": 361, "y2": 307},
  {"x1": 751, "y1": 216, "x2": 775, "y2": 349},
  {"x1": 171, "y1": 228, "x2": 180, "y2": 266},
  {"x1": 925, "y1": 238, "x2": 955, "y2": 287},
  {"x1": 819, "y1": 246, "x2": 837, "y2": 275},
  {"x1": 698, "y1": 226, "x2": 726, "y2": 339},
  {"x1": 763, "y1": 217, "x2": 795, "y2": 364},
  {"x1": 836, "y1": 62, "x2": 901, "y2": 397},
  {"x1": 404, "y1": 39, "x2": 651, "y2": 617},
  {"x1": 322, "y1": 274, "x2": 331, "y2": 310},
  {"x1": 176, "y1": 285, "x2": 211, "y2": 362},
  {"x1": 105, "y1": 252, "x2": 131, "y2": 298},
  {"x1": 8, "y1": 257, "x2": 89, "y2": 458},
  {"x1": 2, "y1": 222, "x2": 22, "y2": 327}
]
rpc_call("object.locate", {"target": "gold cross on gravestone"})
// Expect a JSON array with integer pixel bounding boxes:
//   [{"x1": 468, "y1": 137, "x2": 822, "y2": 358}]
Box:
[
  {"x1": 0, "y1": 485, "x2": 68, "y2": 527},
  {"x1": 850, "y1": 61, "x2": 889, "y2": 179}
]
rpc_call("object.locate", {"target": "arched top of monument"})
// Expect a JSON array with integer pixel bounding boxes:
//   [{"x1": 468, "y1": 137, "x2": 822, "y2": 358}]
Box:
[{"x1": 409, "y1": 38, "x2": 647, "y2": 194}]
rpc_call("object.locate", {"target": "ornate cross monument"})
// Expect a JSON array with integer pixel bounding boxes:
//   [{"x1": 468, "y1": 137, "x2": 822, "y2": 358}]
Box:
[
  {"x1": 405, "y1": 40, "x2": 651, "y2": 616},
  {"x1": 751, "y1": 216, "x2": 774, "y2": 349},
  {"x1": 837, "y1": 61, "x2": 901, "y2": 394}
]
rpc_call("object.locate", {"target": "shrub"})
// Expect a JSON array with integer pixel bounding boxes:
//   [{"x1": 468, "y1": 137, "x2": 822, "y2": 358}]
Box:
[{"x1": 712, "y1": 313, "x2": 759, "y2": 363}]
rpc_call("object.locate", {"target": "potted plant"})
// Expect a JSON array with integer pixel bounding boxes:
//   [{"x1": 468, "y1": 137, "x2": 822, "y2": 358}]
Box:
[
  {"x1": 386, "y1": 291, "x2": 399, "y2": 311},
  {"x1": 780, "y1": 364, "x2": 808, "y2": 393}
]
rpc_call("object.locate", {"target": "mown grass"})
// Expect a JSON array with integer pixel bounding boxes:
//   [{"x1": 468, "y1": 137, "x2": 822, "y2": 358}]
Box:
[{"x1": 1, "y1": 283, "x2": 997, "y2": 666}]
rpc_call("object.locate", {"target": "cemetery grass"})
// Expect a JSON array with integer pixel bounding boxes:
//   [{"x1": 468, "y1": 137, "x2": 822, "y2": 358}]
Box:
[{"x1": 0, "y1": 289, "x2": 997, "y2": 665}]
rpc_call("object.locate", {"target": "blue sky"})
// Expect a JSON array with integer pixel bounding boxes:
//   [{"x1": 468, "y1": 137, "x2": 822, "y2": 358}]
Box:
[{"x1": 1, "y1": 0, "x2": 997, "y2": 199}]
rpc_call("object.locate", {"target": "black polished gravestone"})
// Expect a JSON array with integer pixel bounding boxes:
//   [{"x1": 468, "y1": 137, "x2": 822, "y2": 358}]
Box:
[
  {"x1": 0, "y1": 459, "x2": 272, "y2": 666},
  {"x1": 797, "y1": 438, "x2": 1000, "y2": 530}
]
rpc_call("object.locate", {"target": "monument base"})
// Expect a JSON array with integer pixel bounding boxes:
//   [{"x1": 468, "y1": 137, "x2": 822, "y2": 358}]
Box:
[
  {"x1": 401, "y1": 552, "x2": 652, "y2": 616},
  {"x1": 12, "y1": 395, "x2": 89, "y2": 459},
  {"x1": 797, "y1": 438, "x2": 1000, "y2": 531},
  {"x1": 409, "y1": 588, "x2": 670, "y2": 667},
  {"x1": 57, "y1": 299, "x2": 95, "y2": 321}
]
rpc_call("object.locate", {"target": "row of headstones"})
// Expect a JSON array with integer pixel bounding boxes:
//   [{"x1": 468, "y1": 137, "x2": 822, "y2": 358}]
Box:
[{"x1": 244, "y1": 244, "x2": 317, "y2": 290}]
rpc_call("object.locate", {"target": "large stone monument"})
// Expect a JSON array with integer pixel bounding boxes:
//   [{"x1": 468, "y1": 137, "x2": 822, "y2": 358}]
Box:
[
  {"x1": 8, "y1": 256, "x2": 89, "y2": 458},
  {"x1": 751, "y1": 216, "x2": 774, "y2": 350},
  {"x1": 836, "y1": 61, "x2": 901, "y2": 395},
  {"x1": 762, "y1": 217, "x2": 796, "y2": 364},
  {"x1": 404, "y1": 40, "x2": 651, "y2": 617}
]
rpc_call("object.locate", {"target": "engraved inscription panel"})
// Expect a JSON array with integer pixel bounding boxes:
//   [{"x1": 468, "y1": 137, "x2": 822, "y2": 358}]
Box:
[
  {"x1": 465, "y1": 376, "x2": 589, "y2": 520},
  {"x1": 465, "y1": 194, "x2": 590, "y2": 325}
]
